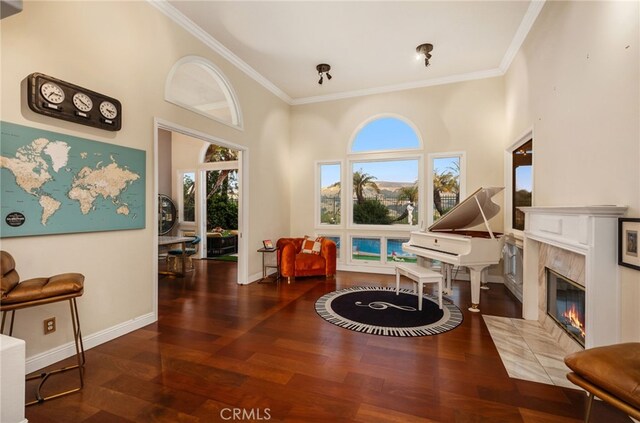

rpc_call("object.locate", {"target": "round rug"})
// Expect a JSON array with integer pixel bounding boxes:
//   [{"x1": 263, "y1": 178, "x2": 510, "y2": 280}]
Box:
[{"x1": 315, "y1": 286, "x2": 463, "y2": 337}]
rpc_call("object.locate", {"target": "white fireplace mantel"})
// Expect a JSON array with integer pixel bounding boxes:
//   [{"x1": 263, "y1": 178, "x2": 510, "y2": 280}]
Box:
[{"x1": 520, "y1": 205, "x2": 627, "y2": 349}]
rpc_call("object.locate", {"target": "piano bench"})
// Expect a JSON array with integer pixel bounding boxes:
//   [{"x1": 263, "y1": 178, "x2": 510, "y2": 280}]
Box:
[{"x1": 395, "y1": 263, "x2": 443, "y2": 311}]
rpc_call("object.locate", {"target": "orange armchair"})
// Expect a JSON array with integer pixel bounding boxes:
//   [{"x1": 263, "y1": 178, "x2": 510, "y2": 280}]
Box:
[{"x1": 277, "y1": 237, "x2": 336, "y2": 281}]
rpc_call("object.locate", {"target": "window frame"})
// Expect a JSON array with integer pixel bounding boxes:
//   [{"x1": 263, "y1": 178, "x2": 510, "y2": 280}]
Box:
[
  {"x1": 349, "y1": 235, "x2": 383, "y2": 265},
  {"x1": 315, "y1": 160, "x2": 344, "y2": 228},
  {"x1": 426, "y1": 151, "x2": 467, "y2": 227},
  {"x1": 316, "y1": 233, "x2": 343, "y2": 262},
  {"x1": 176, "y1": 169, "x2": 197, "y2": 230},
  {"x1": 349, "y1": 114, "x2": 423, "y2": 154},
  {"x1": 504, "y1": 129, "x2": 534, "y2": 237},
  {"x1": 347, "y1": 152, "x2": 424, "y2": 231},
  {"x1": 165, "y1": 56, "x2": 243, "y2": 130}
]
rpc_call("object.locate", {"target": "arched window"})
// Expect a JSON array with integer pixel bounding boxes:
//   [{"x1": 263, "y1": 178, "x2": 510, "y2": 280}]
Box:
[
  {"x1": 347, "y1": 116, "x2": 423, "y2": 229},
  {"x1": 317, "y1": 115, "x2": 424, "y2": 266},
  {"x1": 351, "y1": 116, "x2": 421, "y2": 153},
  {"x1": 165, "y1": 56, "x2": 242, "y2": 129}
]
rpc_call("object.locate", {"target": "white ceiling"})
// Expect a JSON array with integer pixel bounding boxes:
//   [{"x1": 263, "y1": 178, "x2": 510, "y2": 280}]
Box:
[{"x1": 157, "y1": 1, "x2": 543, "y2": 105}]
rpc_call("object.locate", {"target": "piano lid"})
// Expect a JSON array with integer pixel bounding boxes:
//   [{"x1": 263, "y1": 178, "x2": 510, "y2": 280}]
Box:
[{"x1": 428, "y1": 187, "x2": 504, "y2": 232}]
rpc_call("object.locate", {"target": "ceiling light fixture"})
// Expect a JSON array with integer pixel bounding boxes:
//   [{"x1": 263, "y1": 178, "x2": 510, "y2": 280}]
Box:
[
  {"x1": 316, "y1": 63, "x2": 331, "y2": 85},
  {"x1": 416, "y1": 43, "x2": 434, "y2": 67}
]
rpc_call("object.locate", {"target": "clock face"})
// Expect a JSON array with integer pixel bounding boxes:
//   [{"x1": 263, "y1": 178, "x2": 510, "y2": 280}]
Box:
[
  {"x1": 40, "y1": 82, "x2": 65, "y2": 104},
  {"x1": 99, "y1": 101, "x2": 118, "y2": 119},
  {"x1": 72, "y1": 93, "x2": 93, "y2": 112}
]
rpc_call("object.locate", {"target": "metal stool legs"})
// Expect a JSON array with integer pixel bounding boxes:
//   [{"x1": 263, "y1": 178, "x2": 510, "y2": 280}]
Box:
[{"x1": 1, "y1": 297, "x2": 85, "y2": 406}]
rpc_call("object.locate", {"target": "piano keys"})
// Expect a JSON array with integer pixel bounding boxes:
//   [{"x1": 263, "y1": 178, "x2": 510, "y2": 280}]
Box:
[{"x1": 402, "y1": 187, "x2": 504, "y2": 312}]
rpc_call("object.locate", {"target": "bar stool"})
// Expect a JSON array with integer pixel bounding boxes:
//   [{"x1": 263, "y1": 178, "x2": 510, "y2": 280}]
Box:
[{"x1": 0, "y1": 250, "x2": 85, "y2": 406}]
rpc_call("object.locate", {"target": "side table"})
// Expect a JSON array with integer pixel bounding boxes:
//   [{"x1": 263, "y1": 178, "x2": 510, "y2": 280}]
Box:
[{"x1": 257, "y1": 247, "x2": 280, "y2": 283}]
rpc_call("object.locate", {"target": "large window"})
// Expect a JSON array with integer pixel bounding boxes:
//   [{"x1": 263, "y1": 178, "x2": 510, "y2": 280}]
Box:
[
  {"x1": 349, "y1": 116, "x2": 423, "y2": 228},
  {"x1": 315, "y1": 115, "x2": 425, "y2": 269},
  {"x1": 428, "y1": 153, "x2": 465, "y2": 225},
  {"x1": 319, "y1": 163, "x2": 341, "y2": 225},
  {"x1": 351, "y1": 159, "x2": 419, "y2": 226},
  {"x1": 512, "y1": 139, "x2": 533, "y2": 230}
]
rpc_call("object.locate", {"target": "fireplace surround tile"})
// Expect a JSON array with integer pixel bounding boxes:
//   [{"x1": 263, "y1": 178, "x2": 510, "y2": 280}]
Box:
[{"x1": 483, "y1": 315, "x2": 576, "y2": 388}]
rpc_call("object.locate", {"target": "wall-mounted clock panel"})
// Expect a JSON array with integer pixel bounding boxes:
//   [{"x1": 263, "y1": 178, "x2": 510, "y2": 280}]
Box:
[{"x1": 26, "y1": 73, "x2": 122, "y2": 131}]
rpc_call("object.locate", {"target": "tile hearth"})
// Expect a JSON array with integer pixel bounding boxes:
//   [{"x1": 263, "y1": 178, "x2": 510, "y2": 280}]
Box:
[{"x1": 483, "y1": 315, "x2": 576, "y2": 389}]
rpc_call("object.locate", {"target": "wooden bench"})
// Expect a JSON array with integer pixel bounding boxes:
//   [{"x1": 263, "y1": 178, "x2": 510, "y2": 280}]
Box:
[{"x1": 395, "y1": 263, "x2": 443, "y2": 310}]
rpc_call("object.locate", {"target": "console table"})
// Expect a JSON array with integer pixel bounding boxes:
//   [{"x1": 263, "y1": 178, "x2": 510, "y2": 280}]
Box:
[{"x1": 257, "y1": 248, "x2": 279, "y2": 283}]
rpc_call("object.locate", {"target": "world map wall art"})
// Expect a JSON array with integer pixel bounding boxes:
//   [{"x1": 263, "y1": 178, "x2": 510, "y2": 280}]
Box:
[{"x1": 0, "y1": 121, "x2": 145, "y2": 238}]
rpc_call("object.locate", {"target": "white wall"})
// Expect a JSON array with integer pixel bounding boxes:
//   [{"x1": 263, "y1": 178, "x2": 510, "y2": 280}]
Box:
[
  {"x1": 0, "y1": 1, "x2": 291, "y2": 364},
  {"x1": 504, "y1": 1, "x2": 640, "y2": 341},
  {"x1": 289, "y1": 77, "x2": 507, "y2": 248}
]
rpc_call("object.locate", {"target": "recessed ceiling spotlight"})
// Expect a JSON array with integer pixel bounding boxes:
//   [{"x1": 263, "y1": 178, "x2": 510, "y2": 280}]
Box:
[
  {"x1": 316, "y1": 63, "x2": 331, "y2": 85},
  {"x1": 416, "y1": 43, "x2": 434, "y2": 67}
]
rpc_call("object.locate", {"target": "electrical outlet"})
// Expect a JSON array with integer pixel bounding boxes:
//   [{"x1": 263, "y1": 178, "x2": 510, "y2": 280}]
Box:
[{"x1": 44, "y1": 317, "x2": 56, "y2": 334}]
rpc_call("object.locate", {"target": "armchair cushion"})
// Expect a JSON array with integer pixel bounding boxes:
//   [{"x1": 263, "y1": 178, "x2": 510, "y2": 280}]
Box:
[{"x1": 301, "y1": 236, "x2": 323, "y2": 255}]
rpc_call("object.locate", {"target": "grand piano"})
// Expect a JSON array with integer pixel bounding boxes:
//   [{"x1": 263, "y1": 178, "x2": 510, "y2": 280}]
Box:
[{"x1": 402, "y1": 187, "x2": 504, "y2": 312}]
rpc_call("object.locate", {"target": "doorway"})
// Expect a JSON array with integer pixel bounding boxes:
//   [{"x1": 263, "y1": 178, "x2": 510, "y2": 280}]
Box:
[{"x1": 153, "y1": 118, "x2": 249, "y2": 314}]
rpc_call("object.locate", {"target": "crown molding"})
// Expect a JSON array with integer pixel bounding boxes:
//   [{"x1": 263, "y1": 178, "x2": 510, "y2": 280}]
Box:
[
  {"x1": 147, "y1": 0, "x2": 293, "y2": 105},
  {"x1": 499, "y1": 0, "x2": 546, "y2": 72},
  {"x1": 291, "y1": 68, "x2": 504, "y2": 106},
  {"x1": 148, "y1": 0, "x2": 544, "y2": 107}
]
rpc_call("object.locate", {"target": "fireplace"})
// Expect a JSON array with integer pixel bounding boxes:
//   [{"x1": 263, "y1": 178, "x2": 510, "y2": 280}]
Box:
[{"x1": 546, "y1": 268, "x2": 585, "y2": 347}]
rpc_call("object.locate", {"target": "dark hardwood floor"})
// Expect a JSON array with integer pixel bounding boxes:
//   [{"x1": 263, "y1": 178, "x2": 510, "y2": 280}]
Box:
[{"x1": 24, "y1": 260, "x2": 631, "y2": 422}]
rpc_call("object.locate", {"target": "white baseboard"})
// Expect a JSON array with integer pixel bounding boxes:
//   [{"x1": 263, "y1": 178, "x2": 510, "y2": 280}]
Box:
[
  {"x1": 246, "y1": 269, "x2": 278, "y2": 284},
  {"x1": 25, "y1": 312, "x2": 156, "y2": 375}
]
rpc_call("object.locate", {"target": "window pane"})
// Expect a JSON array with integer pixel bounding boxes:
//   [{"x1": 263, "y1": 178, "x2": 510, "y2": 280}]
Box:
[
  {"x1": 352, "y1": 160, "x2": 419, "y2": 226},
  {"x1": 320, "y1": 164, "x2": 340, "y2": 224},
  {"x1": 387, "y1": 238, "x2": 417, "y2": 263},
  {"x1": 432, "y1": 157, "x2": 460, "y2": 222},
  {"x1": 322, "y1": 236, "x2": 341, "y2": 259},
  {"x1": 352, "y1": 237, "x2": 381, "y2": 262},
  {"x1": 352, "y1": 117, "x2": 420, "y2": 152},
  {"x1": 182, "y1": 172, "x2": 195, "y2": 222},
  {"x1": 204, "y1": 144, "x2": 238, "y2": 162},
  {"x1": 512, "y1": 139, "x2": 533, "y2": 230},
  {"x1": 205, "y1": 169, "x2": 238, "y2": 231},
  {"x1": 166, "y1": 61, "x2": 240, "y2": 126}
]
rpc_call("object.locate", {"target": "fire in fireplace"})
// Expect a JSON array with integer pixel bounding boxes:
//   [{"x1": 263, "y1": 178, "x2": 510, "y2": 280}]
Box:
[{"x1": 546, "y1": 268, "x2": 585, "y2": 347}]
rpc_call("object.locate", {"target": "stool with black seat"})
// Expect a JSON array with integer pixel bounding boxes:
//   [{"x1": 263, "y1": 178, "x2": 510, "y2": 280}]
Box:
[{"x1": 0, "y1": 250, "x2": 85, "y2": 406}]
